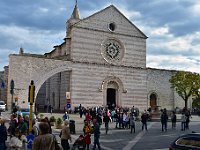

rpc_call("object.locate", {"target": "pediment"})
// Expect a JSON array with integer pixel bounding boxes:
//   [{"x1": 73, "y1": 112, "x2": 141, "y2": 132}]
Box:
[{"x1": 74, "y1": 5, "x2": 147, "y2": 39}]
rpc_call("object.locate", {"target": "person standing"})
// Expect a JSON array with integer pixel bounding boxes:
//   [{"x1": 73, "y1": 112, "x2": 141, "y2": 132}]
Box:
[
  {"x1": 171, "y1": 111, "x2": 177, "y2": 129},
  {"x1": 103, "y1": 113, "x2": 110, "y2": 134},
  {"x1": 63, "y1": 112, "x2": 69, "y2": 121},
  {"x1": 8, "y1": 114, "x2": 18, "y2": 136},
  {"x1": 92, "y1": 118, "x2": 101, "y2": 150},
  {"x1": 60, "y1": 120, "x2": 72, "y2": 150},
  {"x1": 141, "y1": 111, "x2": 148, "y2": 131},
  {"x1": 32, "y1": 122, "x2": 56, "y2": 150},
  {"x1": 185, "y1": 110, "x2": 191, "y2": 129},
  {"x1": 0, "y1": 119, "x2": 7, "y2": 150},
  {"x1": 161, "y1": 109, "x2": 168, "y2": 132},
  {"x1": 83, "y1": 120, "x2": 92, "y2": 150},
  {"x1": 79, "y1": 104, "x2": 83, "y2": 118},
  {"x1": 131, "y1": 106, "x2": 135, "y2": 116},
  {"x1": 129, "y1": 113, "x2": 135, "y2": 133},
  {"x1": 18, "y1": 116, "x2": 28, "y2": 136},
  {"x1": 181, "y1": 112, "x2": 186, "y2": 131},
  {"x1": 49, "y1": 105, "x2": 53, "y2": 114}
]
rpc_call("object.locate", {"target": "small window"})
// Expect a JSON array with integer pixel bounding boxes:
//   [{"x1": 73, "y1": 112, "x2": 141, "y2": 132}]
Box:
[{"x1": 108, "y1": 23, "x2": 116, "y2": 31}]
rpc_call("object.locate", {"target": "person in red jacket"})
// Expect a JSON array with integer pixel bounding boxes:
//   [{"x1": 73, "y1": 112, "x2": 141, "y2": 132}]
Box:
[{"x1": 83, "y1": 120, "x2": 92, "y2": 150}]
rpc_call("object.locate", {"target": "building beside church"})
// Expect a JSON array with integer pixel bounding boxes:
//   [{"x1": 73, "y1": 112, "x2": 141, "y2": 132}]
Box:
[
  {"x1": 6, "y1": 4, "x2": 192, "y2": 112},
  {"x1": 0, "y1": 66, "x2": 8, "y2": 104}
]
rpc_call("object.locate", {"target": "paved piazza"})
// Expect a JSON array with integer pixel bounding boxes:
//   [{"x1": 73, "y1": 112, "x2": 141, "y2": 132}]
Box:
[
  {"x1": 47, "y1": 114, "x2": 200, "y2": 150},
  {"x1": 1, "y1": 112, "x2": 200, "y2": 150}
]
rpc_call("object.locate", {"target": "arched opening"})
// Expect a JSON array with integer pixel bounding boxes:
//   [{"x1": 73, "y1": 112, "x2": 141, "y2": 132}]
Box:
[
  {"x1": 150, "y1": 93, "x2": 157, "y2": 111},
  {"x1": 107, "y1": 88, "x2": 116, "y2": 109},
  {"x1": 35, "y1": 71, "x2": 70, "y2": 113},
  {"x1": 106, "y1": 81, "x2": 118, "y2": 109}
]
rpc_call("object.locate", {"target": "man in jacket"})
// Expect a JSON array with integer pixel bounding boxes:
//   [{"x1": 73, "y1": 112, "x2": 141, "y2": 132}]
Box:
[{"x1": 92, "y1": 118, "x2": 101, "y2": 150}]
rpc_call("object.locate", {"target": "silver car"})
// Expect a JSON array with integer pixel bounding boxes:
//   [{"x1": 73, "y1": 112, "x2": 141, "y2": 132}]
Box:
[{"x1": 0, "y1": 101, "x2": 6, "y2": 111}]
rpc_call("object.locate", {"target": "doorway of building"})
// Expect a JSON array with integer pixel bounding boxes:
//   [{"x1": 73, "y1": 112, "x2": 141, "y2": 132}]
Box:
[
  {"x1": 150, "y1": 93, "x2": 157, "y2": 111},
  {"x1": 107, "y1": 88, "x2": 116, "y2": 110}
]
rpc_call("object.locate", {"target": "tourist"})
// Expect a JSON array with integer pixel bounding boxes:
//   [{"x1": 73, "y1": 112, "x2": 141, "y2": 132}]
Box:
[
  {"x1": 171, "y1": 111, "x2": 177, "y2": 129},
  {"x1": 92, "y1": 118, "x2": 101, "y2": 150},
  {"x1": 18, "y1": 116, "x2": 28, "y2": 136},
  {"x1": 141, "y1": 111, "x2": 148, "y2": 131},
  {"x1": 32, "y1": 122, "x2": 56, "y2": 150},
  {"x1": 103, "y1": 112, "x2": 110, "y2": 134},
  {"x1": 129, "y1": 113, "x2": 135, "y2": 133},
  {"x1": 161, "y1": 109, "x2": 168, "y2": 132},
  {"x1": 63, "y1": 112, "x2": 69, "y2": 121},
  {"x1": 83, "y1": 120, "x2": 92, "y2": 150},
  {"x1": 181, "y1": 112, "x2": 186, "y2": 131},
  {"x1": 0, "y1": 119, "x2": 7, "y2": 150},
  {"x1": 60, "y1": 120, "x2": 72, "y2": 150},
  {"x1": 185, "y1": 110, "x2": 191, "y2": 129},
  {"x1": 79, "y1": 104, "x2": 83, "y2": 118}
]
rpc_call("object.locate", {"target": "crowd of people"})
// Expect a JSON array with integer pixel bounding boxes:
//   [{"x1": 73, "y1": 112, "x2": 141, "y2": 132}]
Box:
[{"x1": 0, "y1": 105, "x2": 193, "y2": 150}]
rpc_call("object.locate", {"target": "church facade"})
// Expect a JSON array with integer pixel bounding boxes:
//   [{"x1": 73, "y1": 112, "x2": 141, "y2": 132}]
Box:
[{"x1": 7, "y1": 4, "x2": 191, "y2": 111}]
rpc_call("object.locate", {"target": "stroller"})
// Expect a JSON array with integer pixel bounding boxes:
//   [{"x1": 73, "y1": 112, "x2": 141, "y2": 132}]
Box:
[{"x1": 71, "y1": 135, "x2": 86, "y2": 150}]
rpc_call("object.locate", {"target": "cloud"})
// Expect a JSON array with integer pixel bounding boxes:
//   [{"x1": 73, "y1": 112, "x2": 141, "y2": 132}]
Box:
[
  {"x1": 147, "y1": 54, "x2": 200, "y2": 73},
  {"x1": 0, "y1": 0, "x2": 199, "y2": 74},
  {"x1": 0, "y1": 24, "x2": 65, "y2": 67}
]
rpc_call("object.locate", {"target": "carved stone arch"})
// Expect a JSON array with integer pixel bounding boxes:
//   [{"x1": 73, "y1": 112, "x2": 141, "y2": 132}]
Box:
[
  {"x1": 101, "y1": 76, "x2": 125, "y2": 107},
  {"x1": 147, "y1": 91, "x2": 159, "y2": 111}
]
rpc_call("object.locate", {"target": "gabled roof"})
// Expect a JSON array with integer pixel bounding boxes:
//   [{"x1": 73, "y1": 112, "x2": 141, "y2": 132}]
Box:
[{"x1": 74, "y1": 5, "x2": 148, "y2": 39}]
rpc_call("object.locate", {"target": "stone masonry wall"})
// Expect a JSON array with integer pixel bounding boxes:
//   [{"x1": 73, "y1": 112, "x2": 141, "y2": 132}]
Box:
[
  {"x1": 71, "y1": 28, "x2": 146, "y2": 68},
  {"x1": 147, "y1": 68, "x2": 192, "y2": 110},
  {"x1": 71, "y1": 63, "x2": 147, "y2": 111}
]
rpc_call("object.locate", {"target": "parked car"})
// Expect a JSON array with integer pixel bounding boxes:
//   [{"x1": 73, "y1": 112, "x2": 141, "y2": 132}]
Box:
[
  {"x1": 169, "y1": 133, "x2": 200, "y2": 150},
  {"x1": 17, "y1": 108, "x2": 36, "y2": 120},
  {"x1": 0, "y1": 101, "x2": 6, "y2": 111}
]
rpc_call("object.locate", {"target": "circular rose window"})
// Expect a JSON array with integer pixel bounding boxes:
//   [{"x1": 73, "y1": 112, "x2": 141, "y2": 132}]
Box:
[{"x1": 101, "y1": 38, "x2": 124, "y2": 64}]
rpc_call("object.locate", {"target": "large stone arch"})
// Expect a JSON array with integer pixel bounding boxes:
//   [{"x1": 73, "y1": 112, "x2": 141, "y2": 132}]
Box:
[
  {"x1": 7, "y1": 54, "x2": 72, "y2": 109},
  {"x1": 34, "y1": 66, "x2": 72, "y2": 96},
  {"x1": 100, "y1": 76, "x2": 126, "y2": 107}
]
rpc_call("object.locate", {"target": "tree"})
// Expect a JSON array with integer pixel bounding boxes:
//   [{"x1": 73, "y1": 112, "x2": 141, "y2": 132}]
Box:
[{"x1": 169, "y1": 71, "x2": 200, "y2": 109}]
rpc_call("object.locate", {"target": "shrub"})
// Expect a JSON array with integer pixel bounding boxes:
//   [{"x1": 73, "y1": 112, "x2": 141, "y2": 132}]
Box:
[
  {"x1": 56, "y1": 117, "x2": 63, "y2": 129},
  {"x1": 50, "y1": 116, "x2": 56, "y2": 122},
  {"x1": 56, "y1": 117, "x2": 63, "y2": 125}
]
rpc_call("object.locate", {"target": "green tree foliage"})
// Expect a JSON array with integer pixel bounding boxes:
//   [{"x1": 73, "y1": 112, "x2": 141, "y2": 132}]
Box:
[
  {"x1": 192, "y1": 98, "x2": 200, "y2": 108},
  {"x1": 169, "y1": 71, "x2": 200, "y2": 108}
]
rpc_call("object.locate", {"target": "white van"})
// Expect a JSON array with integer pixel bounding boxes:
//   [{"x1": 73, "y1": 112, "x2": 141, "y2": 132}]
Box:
[{"x1": 0, "y1": 101, "x2": 6, "y2": 111}]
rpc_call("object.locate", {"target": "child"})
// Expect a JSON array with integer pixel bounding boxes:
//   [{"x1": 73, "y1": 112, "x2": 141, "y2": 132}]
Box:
[{"x1": 71, "y1": 135, "x2": 85, "y2": 150}]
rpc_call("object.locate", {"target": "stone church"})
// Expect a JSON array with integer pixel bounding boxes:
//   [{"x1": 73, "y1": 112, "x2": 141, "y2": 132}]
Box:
[{"x1": 7, "y1": 4, "x2": 192, "y2": 112}]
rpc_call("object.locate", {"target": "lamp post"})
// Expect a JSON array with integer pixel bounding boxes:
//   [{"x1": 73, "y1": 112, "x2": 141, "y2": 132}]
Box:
[{"x1": 28, "y1": 80, "x2": 35, "y2": 133}]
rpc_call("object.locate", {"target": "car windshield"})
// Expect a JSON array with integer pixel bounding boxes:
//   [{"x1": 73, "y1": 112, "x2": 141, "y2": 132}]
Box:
[
  {"x1": 0, "y1": 101, "x2": 5, "y2": 105},
  {"x1": 21, "y1": 108, "x2": 30, "y2": 112}
]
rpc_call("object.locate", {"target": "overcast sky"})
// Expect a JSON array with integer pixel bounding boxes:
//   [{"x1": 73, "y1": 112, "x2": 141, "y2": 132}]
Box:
[{"x1": 0, "y1": 0, "x2": 200, "y2": 73}]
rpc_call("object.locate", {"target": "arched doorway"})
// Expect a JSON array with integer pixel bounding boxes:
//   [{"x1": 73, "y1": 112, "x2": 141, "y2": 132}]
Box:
[
  {"x1": 150, "y1": 93, "x2": 157, "y2": 110},
  {"x1": 107, "y1": 88, "x2": 116, "y2": 109},
  {"x1": 106, "y1": 81, "x2": 118, "y2": 109},
  {"x1": 101, "y1": 76, "x2": 125, "y2": 108}
]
